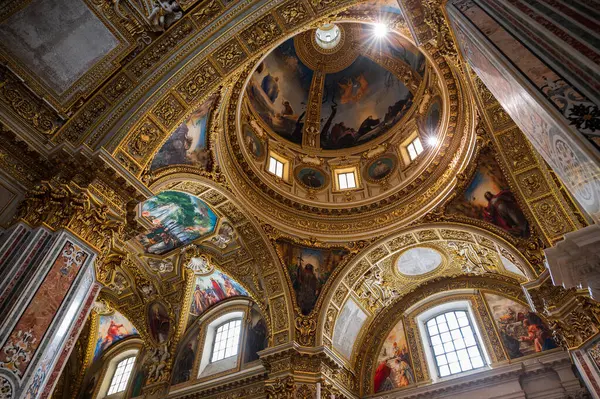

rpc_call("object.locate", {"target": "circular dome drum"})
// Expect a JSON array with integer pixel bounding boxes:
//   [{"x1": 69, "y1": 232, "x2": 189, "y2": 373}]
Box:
[{"x1": 221, "y1": 21, "x2": 475, "y2": 240}]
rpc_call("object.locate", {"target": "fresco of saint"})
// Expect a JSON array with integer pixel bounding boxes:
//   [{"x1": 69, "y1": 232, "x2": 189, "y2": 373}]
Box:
[
  {"x1": 277, "y1": 240, "x2": 349, "y2": 315},
  {"x1": 484, "y1": 293, "x2": 556, "y2": 359},
  {"x1": 447, "y1": 150, "x2": 530, "y2": 238},
  {"x1": 374, "y1": 319, "x2": 415, "y2": 392},
  {"x1": 150, "y1": 96, "x2": 215, "y2": 171},
  {"x1": 189, "y1": 270, "x2": 248, "y2": 316}
]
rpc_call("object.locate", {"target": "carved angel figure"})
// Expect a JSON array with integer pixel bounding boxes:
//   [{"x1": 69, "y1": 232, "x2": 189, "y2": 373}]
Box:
[
  {"x1": 146, "y1": 346, "x2": 170, "y2": 383},
  {"x1": 148, "y1": 0, "x2": 183, "y2": 31}
]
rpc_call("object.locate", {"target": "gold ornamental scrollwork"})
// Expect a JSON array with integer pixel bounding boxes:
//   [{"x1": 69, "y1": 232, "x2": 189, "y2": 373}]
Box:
[
  {"x1": 266, "y1": 376, "x2": 295, "y2": 399},
  {"x1": 16, "y1": 180, "x2": 124, "y2": 252},
  {"x1": 295, "y1": 316, "x2": 317, "y2": 346}
]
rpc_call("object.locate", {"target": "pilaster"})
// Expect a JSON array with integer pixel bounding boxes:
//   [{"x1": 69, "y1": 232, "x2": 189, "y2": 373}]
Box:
[
  {"x1": 261, "y1": 343, "x2": 357, "y2": 399},
  {"x1": 446, "y1": 0, "x2": 600, "y2": 223},
  {"x1": 0, "y1": 180, "x2": 127, "y2": 398}
]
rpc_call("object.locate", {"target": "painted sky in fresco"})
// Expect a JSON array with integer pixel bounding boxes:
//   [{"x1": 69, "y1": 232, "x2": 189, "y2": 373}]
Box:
[
  {"x1": 137, "y1": 191, "x2": 218, "y2": 255},
  {"x1": 94, "y1": 311, "x2": 138, "y2": 360}
]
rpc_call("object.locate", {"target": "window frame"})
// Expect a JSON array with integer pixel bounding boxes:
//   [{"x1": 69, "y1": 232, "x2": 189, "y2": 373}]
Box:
[
  {"x1": 209, "y1": 318, "x2": 243, "y2": 364},
  {"x1": 95, "y1": 345, "x2": 140, "y2": 399},
  {"x1": 338, "y1": 171, "x2": 356, "y2": 190},
  {"x1": 266, "y1": 151, "x2": 290, "y2": 182},
  {"x1": 107, "y1": 355, "x2": 136, "y2": 395},
  {"x1": 415, "y1": 299, "x2": 491, "y2": 383},
  {"x1": 332, "y1": 165, "x2": 361, "y2": 192},
  {"x1": 424, "y1": 309, "x2": 487, "y2": 379},
  {"x1": 407, "y1": 136, "x2": 424, "y2": 161},
  {"x1": 268, "y1": 156, "x2": 284, "y2": 178}
]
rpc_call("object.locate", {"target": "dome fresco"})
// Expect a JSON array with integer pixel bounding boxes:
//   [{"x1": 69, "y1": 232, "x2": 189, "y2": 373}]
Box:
[
  {"x1": 3, "y1": 0, "x2": 589, "y2": 398},
  {"x1": 245, "y1": 23, "x2": 426, "y2": 150}
]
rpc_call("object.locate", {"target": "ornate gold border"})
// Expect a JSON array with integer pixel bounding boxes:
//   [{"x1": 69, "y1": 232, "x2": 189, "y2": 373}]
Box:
[
  {"x1": 293, "y1": 164, "x2": 331, "y2": 192},
  {"x1": 392, "y1": 243, "x2": 447, "y2": 280}
]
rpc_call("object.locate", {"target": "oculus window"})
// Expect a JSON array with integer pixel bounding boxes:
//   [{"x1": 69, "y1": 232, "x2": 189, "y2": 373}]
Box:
[
  {"x1": 425, "y1": 311, "x2": 485, "y2": 378},
  {"x1": 211, "y1": 319, "x2": 242, "y2": 362},
  {"x1": 107, "y1": 356, "x2": 135, "y2": 395},
  {"x1": 315, "y1": 24, "x2": 342, "y2": 50},
  {"x1": 407, "y1": 137, "x2": 424, "y2": 161}
]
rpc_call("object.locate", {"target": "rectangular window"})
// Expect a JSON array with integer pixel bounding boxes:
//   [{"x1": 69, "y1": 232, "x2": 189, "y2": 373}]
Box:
[
  {"x1": 407, "y1": 137, "x2": 424, "y2": 161},
  {"x1": 211, "y1": 319, "x2": 242, "y2": 362},
  {"x1": 426, "y1": 311, "x2": 485, "y2": 378},
  {"x1": 268, "y1": 156, "x2": 284, "y2": 178},
  {"x1": 107, "y1": 356, "x2": 136, "y2": 395},
  {"x1": 338, "y1": 171, "x2": 356, "y2": 190}
]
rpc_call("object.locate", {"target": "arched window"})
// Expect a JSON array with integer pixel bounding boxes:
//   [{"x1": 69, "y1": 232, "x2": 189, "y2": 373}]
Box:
[
  {"x1": 211, "y1": 319, "x2": 242, "y2": 362},
  {"x1": 425, "y1": 310, "x2": 485, "y2": 378},
  {"x1": 197, "y1": 311, "x2": 244, "y2": 377},
  {"x1": 107, "y1": 356, "x2": 135, "y2": 395}
]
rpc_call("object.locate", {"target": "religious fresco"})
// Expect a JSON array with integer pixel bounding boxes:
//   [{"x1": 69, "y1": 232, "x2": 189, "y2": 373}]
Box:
[
  {"x1": 333, "y1": 297, "x2": 368, "y2": 360},
  {"x1": 381, "y1": 33, "x2": 427, "y2": 77},
  {"x1": 243, "y1": 124, "x2": 265, "y2": 159},
  {"x1": 244, "y1": 304, "x2": 268, "y2": 363},
  {"x1": 171, "y1": 327, "x2": 198, "y2": 385},
  {"x1": 137, "y1": 191, "x2": 218, "y2": 255},
  {"x1": 365, "y1": 155, "x2": 397, "y2": 182},
  {"x1": 374, "y1": 318, "x2": 415, "y2": 392},
  {"x1": 484, "y1": 293, "x2": 557, "y2": 359},
  {"x1": 422, "y1": 96, "x2": 442, "y2": 136},
  {"x1": 93, "y1": 311, "x2": 138, "y2": 360},
  {"x1": 130, "y1": 356, "x2": 147, "y2": 397},
  {"x1": 396, "y1": 247, "x2": 442, "y2": 276},
  {"x1": 147, "y1": 301, "x2": 170, "y2": 344},
  {"x1": 80, "y1": 367, "x2": 101, "y2": 399},
  {"x1": 150, "y1": 95, "x2": 216, "y2": 171},
  {"x1": 189, "y1": 270, "x2": 247, "y2": 316},
  {"x1": 447, "y1": 151, "x2": 530, "y2": 238},
  {"x1": 294, "y1": 166, "x2": 329, "y2": 189},
  {"x1": 246, "y1": 38, "x2": 313, "y2": 144},
  {"x1": 320, "y1": 55, "x2": 413, "y2": 150},
  {"x1": 276, "y1": 240, "x2": 350, "y2": 315}
]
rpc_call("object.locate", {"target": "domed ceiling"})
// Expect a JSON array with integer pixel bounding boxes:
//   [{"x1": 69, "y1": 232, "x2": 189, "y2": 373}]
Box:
[
  {"x1": 221, "y1": 21, "x2": 476, "y2": 240},
  {"x1": 245, "y1": 23, "x2": 426, "y2": 151}
]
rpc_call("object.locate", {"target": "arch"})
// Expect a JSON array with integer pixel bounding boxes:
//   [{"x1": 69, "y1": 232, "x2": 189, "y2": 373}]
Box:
[
  {"x1": 170, "y1": 297, "x2": 268, "y2": 387},
  {"x1": 82, "y1": 336, "x2": 143, "y2": 399},
  {"x1": 354, "y1": 275, "x2": 528, "y2": 395},
  {"x1": 148, "y1": 174, "x2": 295, "y2": 345},
  {"x1": 318, "y1": 222, "x2": 536, "y2": 368}
]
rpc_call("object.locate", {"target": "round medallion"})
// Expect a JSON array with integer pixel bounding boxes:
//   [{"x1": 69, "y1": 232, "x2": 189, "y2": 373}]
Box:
[
  {"x1": 294, "y1": 165, "x2": 329, "y2": 190},
  {"x1": 364, "y1": 154, "x2": 397, "y2": 182},
  {"x1": 396, "y1": 247, "x2": 442, "y2": 276}
]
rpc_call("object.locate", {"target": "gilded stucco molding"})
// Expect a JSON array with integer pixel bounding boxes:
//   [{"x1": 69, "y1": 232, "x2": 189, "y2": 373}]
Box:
[
  {"x1": 354, "y1": 275, "x2": 525, "y2": 395},
  {"x1": 318, "y1": 222, "x2": 534, "y2": 376},
  {"x1": 218, "y1": 39, "x2": 475, "y2": 240},
  {"x1": 466, "y1": 67, "x2": 588, "y2": 246}
]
